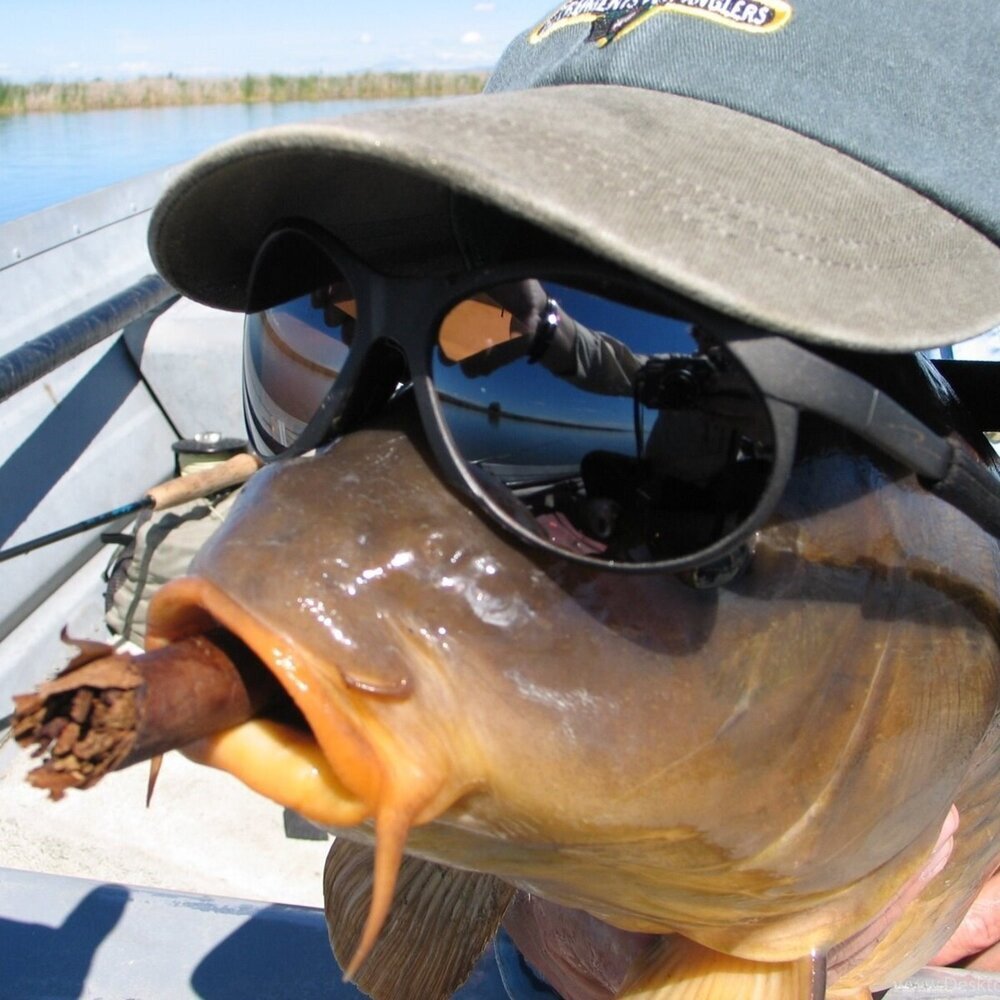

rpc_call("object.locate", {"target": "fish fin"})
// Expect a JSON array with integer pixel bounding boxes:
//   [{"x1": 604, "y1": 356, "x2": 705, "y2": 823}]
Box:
[
  {"x1": 324, "y1": 838, "x2": 514, "y2": 1000},
  {"x1": 616, "y1": 936, "x2": 824, "y2": 1000}
]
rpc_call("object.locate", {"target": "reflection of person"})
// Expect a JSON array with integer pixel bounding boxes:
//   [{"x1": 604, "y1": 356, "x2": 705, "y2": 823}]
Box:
[{"x1": 457, "y1": 281, "x2": 770, "y2": 559}]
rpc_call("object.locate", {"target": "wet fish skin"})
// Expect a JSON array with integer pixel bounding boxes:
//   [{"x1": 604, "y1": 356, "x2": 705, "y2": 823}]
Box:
[{"x1": 147, "y1": 389, "x2": 1000, "y2": 997}]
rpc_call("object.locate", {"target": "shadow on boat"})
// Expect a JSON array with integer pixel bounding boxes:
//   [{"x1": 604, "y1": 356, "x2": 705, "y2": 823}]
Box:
[{"x1": 0, "y1": 869, "x2": 510, "y2": 999}]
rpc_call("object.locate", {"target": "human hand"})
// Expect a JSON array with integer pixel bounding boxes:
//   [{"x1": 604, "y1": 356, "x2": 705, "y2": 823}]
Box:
[
  {"x1": 438, "y1": 280, "x2": 549, "y2": 376},
  {"x1": 931, "y1": 861, "x2": 1000, "y2": 970},
  {"x1": 485, "y1": 279, "x2": 549, "y2": 335}
]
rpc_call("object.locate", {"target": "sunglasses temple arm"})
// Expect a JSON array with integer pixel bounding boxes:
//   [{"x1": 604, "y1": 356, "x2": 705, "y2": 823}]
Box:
[
  {"x1": 924, "y1": 444, "x2": 1000, "y2": 541},
  {"x1": 827, "y1": 380, "x2": 1000, "y2": 540},
  {"x1": 729, "y1": 336, "x2": 1000, "y2": 541}
]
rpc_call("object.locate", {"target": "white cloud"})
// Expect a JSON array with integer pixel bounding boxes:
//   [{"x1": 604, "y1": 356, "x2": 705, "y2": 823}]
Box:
[
  {"x1": 473, "y1": 2, "x2": 496, "y2": 10},
  {"x1": 360, "y1": 32, "x2": 373, "y2": 45},
  {"x1": 461, "y1": 30, "x2": 483, "y2": 44}
]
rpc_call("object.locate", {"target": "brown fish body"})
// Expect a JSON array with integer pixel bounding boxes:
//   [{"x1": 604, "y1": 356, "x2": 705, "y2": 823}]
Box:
[{"x1": 147, "y1": 406, "x2": 1000, "y2": 995}]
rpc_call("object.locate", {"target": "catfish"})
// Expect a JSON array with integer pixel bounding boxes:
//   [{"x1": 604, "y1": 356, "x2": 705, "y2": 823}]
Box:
[{"x1": 113, "y1": 356, "x2": 1000, "y2": 997}]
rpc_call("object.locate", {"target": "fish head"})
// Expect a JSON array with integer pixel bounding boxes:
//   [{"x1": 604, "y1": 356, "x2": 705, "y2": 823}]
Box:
[{"x1": 145, "y1": 365, "x2": 1000, "y2": 995}]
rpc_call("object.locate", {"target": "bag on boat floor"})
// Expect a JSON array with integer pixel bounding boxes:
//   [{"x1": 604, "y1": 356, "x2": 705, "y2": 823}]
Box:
[{"x1": 104, "y1": 488, "x2": 241, "y2": 645}]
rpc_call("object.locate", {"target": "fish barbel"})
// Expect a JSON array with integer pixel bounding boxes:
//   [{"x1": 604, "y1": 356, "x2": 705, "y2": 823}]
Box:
[{"x1": 144, "y1": 374, "x2": 1000, "y2": 1000}]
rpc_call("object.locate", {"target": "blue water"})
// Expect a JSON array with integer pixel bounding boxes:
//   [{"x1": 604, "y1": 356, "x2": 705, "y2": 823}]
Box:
[{"x1": 0, "y1": 99, "x2": 412, "y2": 224}]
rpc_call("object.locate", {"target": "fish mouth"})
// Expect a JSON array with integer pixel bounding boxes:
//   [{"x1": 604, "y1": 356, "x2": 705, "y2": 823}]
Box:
[
  {"x1": 147, "y1": 575, "x2": 380, "y2": 831},
  {"x1": 146, "y1": 571, "x2": 470, "y2": 831},
  {"x1": 145, "y1": 572, "x2": 463, "y2": 975}
]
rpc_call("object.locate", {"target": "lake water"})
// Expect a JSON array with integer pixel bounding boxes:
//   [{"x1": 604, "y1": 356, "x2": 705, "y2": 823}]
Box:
[{"x1": 0, "y1": 99, "x2": 412, "y2": 224}]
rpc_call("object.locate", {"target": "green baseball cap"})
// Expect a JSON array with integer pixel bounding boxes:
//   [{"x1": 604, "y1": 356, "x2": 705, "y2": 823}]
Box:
[{"x1": 149, "y1": 0, "x2": 1000, "y2": 352}]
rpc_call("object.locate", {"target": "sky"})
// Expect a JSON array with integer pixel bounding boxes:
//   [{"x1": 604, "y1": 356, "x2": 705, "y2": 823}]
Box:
[{"x1": 0, "y1": 0, "x2": 555, "y2": 83}]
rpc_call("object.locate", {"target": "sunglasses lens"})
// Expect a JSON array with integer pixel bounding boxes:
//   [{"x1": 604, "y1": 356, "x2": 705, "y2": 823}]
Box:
[
  {"x1": 243, "y1": 232, "x2": 778, "y2": 570},
  {"x1": 432, "y1": 279, "x2": 775, "y2": 566},
  {"x1": 244, "y1": 230, "x2": 357, "y2": 455}
]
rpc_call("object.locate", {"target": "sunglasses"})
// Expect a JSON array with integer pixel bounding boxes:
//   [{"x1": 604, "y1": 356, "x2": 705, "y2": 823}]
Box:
[{"x1": 242, "y1": 222, "x2": 1000, "y2": 580}]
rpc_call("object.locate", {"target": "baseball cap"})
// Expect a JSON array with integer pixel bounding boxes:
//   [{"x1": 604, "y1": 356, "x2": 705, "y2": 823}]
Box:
[{"x1": 148, "y1": 0, "x2": 1000, "y2": 352}]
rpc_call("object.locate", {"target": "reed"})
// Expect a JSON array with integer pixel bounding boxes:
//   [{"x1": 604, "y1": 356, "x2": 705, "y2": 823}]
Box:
[{"x1": 0, "y1": 71, "x2": 490, "y2": 116}]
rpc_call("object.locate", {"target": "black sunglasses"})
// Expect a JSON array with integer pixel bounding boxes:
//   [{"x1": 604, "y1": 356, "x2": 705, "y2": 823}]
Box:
[{"x1": 242, "y1": 222, "x2": 1000, "y2": 579}]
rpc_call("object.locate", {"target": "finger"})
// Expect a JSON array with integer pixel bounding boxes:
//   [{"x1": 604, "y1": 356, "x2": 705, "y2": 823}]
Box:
[
  {"x1": 931, "y1": 871, "x2": 1000, "y2": 967},
  {"x1": 966, "y1": 938, "x2": 1000, "y2": 972},
  {"x1": 829, "y1": 805, "x2": 958, "y2": 981}
]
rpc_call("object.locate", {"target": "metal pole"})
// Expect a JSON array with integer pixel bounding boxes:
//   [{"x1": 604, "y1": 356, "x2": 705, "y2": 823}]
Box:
[{"x1": 0, "y1": 273, "x2": 176, "y2": 403}]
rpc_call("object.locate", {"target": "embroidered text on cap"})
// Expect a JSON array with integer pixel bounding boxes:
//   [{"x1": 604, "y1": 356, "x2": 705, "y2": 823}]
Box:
[{"x1": 530, "y1": 0, "x2": 794, "y2": 46}]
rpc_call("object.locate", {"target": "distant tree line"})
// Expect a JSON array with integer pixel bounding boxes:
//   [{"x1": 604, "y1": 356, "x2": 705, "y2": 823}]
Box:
[{"x1": 0, "y1": 71, "x2": 490, "y2": 115}]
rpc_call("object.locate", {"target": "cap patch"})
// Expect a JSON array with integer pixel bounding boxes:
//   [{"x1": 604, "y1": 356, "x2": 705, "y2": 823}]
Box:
[{"x1": 530, "y1": 0, "x2": 793, "y2": 45}]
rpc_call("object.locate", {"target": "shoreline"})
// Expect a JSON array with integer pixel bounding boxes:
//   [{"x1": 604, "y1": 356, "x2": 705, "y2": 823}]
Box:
[{"x1": 0, "y1": 70, "x2": 490, "y2": 116}]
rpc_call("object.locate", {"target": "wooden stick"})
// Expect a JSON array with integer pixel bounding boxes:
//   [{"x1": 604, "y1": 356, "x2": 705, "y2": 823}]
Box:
[{"x1": 12, "y1": 629, "x2": 278, "y2": 800}]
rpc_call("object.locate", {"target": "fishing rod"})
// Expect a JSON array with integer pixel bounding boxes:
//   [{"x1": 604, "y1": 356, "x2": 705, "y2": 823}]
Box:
[{"x1": 0, "y1": 452, "x2": 262, "y2": 563}]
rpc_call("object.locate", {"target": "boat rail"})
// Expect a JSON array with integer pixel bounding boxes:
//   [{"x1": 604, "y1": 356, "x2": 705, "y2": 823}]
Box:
[{"x1": 0, "y1": 273, "x2": 176, "y2": 404}]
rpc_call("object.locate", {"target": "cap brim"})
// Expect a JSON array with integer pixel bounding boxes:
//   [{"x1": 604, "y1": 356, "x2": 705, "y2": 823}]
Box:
[{"x1": 149, "y1": 85, "x2": 1000, "y2": 352}]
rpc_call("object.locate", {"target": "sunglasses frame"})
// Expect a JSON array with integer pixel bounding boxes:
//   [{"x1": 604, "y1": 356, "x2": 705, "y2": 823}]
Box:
[{"x1": 243, "y1": 220, "x2": 1000, "y2": 574}]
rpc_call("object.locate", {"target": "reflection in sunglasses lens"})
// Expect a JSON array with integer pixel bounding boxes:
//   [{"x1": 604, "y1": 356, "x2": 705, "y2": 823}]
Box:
[
  {"x1": 243, "y1": 240, "x2": 776, "y2": 568},
  {"x1": 433, "y1": 279, "x2": 775, "y2": 565},
  {"x1": 243, "y1": 231, "x2": 356, "y2": 454}
]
